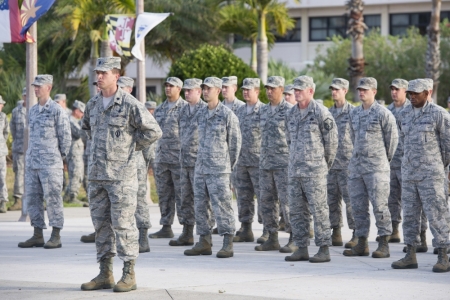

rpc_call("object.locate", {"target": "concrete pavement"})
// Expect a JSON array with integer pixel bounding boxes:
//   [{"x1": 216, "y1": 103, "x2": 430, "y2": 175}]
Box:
[{"x1": 0, "y1": 203, "x2": 449, "y2": 300}]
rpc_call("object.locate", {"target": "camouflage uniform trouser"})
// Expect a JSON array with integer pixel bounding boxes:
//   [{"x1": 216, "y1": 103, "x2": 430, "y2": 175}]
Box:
[
  {"x1": 194, "y1": 173, "x2": 235, "y2": 236},
  {"x1": 388, "y1": 168, "x2": 428, "y2": 231},
  {"x1": 180, "y1": 167, "x2": 196, "y2": 226},
  {"x1": 89, "y1": 179, "x2": 139, "y2": 262},
  {"x1": 154, "y1": 163, "x2": 182, "y2": 226},
  {"x1": 135, "y1": 167, "x2": 151, "y2": 229},
  {"x1": 402, "y1": 177, "x2": 450, "y2": 248},
  {"x1": 0, "y1": 156, "x2": 7, "y2": 203},
  {"x1": 288, "y1": 176, "x2": 331, "y2": 248},
  {"x1": 259, "y1": 168, "x2": 291, "y2": 233},
  {"x1": 235, "y1": 166, "x2": 262, "y2": 224},
  {"x1": 66, "y1": 154, "x2": 84, "y2": 197},
  {"x1": 12, "y1": 152, "x2": 24, "y2": 198},
  {"x1": 327, "y1": 169, "x2": 355, "y2": 230},
  {"x1": 83, "y1": 154, "x2": 88, "y2": 194},
  {"x1": 26, "y1": 168, "x2": 64, "y2": 229},
  {"x1": 348, "y1": 172, "x2": 393, "y2": 238}
]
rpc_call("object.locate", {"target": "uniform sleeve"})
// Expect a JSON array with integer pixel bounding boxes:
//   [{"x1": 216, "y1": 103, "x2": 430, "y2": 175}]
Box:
[
  {"x1": 381, "y1": 110, "x2": 399, "y2": 162},
  {"x1": 131, "y1": 102, "x2": 162, "y2": 152},
  {"x1": 9, "y1": 111, "x2": 16, "y2": 140},
  {"x1": 56, "y1": 108, "x2": 71, "y2": 158},
  {"x1": 438, "y1": 111, "x2": 450, "y2": 167},
  {"x1": 227, "y1": 112, "x2": 241, "y2": 170},
  {"x1": 81, "y1": 102, "x2": 92, "y2": 139},
  {"x1": 70, "y1": 119, "x2": 83, "y2": 140},
  {"x1": 285, "y1": 113, "x2": 291, "y2": 146},
  {"x1": 319, "y1": 110, "x2": 338, "y2": 169},
  {"x1": 4, "y1": 114, "x2": 9, "y2": 141}
]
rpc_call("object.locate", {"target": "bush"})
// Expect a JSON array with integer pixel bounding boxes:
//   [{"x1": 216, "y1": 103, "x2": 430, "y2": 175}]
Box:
[{"x1": 168, "y1": 44, "x2": 268, "y2": 103}]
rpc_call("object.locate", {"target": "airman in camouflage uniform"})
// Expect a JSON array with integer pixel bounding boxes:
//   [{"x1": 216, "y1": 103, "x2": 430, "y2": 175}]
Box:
[
  {"x1": 0, "y1": 96, "x2": 9, "y2": 213},
  {"x1": 145, "y1": 101, "x2": 158, "y2": 173},
  {"x1": 343, "y1": 77, "x2": 398, "y2": 259},
  {"x1": 234, "y1": 78, "x2": 264, "y2": 243},
  {"x1": 170, "y1": 78, "x2": 208, "y2": 247},
  {"x1": 184, "y1": 77, "x2": 241, "y2": 258},
  {"x1": 81, "y1": 57, "x2": 162, "y2": 293},
  {"x1": 283, "y1": 84, "x2": 296, "y2": 106},
  {"x1": 8, "y1": 89, "x2": 26, "y2": 212},
  {"x1": 284, "y1": 76, "x2": 338, "y2": 263},
  {"x1": 150, "y1": 77, "x2": 187, "y2": 239},
  {"x1": 392, "y1": 79, "x2": 450, "y2": 273},
  {"x1": 255, "y1": 76, "x2": 295, "y2": 253},
  {"x1": 327, "y1": 78, "x2": 356, "y2": 248},
  {"x1": 55, "y1": 93, "x2": 71, "y2": 190},
  {"x1": 64, "y1": 100, "x2": 86, "y2": 206},
  {"x1": 18, "y1": 75, "x2": 71, "y2": 250}
]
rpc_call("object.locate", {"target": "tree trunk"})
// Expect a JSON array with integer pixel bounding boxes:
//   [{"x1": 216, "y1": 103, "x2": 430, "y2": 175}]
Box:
[
  {"x1": 426, "y1": 0, "x2": 441, "y2": 104},
  {"x1": 346, "y1": 0, "x2": 367, "y2": 101},
  {"x1": 251, "y1": 39, "x2": 257, "y2": 72},
  {"x1": 100, "y1": 40, "x2": 113, "y2": 57},
  {"x1": 257, "y1": 11, "x2": 268, "y2": 84}
]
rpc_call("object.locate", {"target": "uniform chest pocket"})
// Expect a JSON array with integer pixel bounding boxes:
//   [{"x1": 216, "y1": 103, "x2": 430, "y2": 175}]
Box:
[
  {"x1": 108, "y1": 117, "x2": 127, "y2": 142},
  {"x1": 40, "y1": 119, "x2": 56, "y2": 138},
  {"x1": 419, "y1": 124, "x2": 435, "y2": 143},
  {"x1": 90, "y1": 115, "x2": 97, "y2": 126}
]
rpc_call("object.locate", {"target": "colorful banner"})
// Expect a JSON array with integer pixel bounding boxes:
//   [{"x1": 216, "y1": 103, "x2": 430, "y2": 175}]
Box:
[
  {"x1": 20, "y1": 0, "x2": 56, "y2": 40},
  {"x1": 0, "y1": 0, "x2": 25, "y2": 43},
  {"x1": 105, "y1": 14, "x2": 136, "y2": 58}
]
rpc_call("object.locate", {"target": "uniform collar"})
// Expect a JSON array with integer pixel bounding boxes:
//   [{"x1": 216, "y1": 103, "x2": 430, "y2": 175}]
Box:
[
  {"x1": 163, "y1": 96, "x2": 183, "y2": 110},
  {"x1": 245, "y1": 99, "x2": 262, "y2": 114}
]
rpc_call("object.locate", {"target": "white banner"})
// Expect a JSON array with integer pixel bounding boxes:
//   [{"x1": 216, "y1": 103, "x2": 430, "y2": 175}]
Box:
[{"x1": 131, "y1": 12, "x2": 170, "y2": 61}]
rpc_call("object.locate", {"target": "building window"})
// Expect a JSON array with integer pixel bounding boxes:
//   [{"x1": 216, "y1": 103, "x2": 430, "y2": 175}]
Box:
[
  {"x1": 365, "y1": 14, "x2": 381, "y2": 33},
  {"x1": 310, "y1": 16, "x2": 347, "y2": 41},
  {"x1": 390, "y1": 12, "x2": 450, "y2": 36},
  {"x1": 276, "y1": 18, "x2": 301, "y2": 42}
]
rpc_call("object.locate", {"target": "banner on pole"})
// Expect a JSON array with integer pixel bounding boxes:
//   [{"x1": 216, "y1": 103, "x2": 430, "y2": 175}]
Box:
[
  {"x1": 131, "y1": 12, "x2": 170, "y2": 61},
  {"x1": 0, "y1": 0, "x2": 25, "y2": 43},
  {"x1": 105, "y1": 14, "x2": 136, "y2": 58},
  {"x1": 20, "y1": 0, "x2": 56, "y2": 41}
]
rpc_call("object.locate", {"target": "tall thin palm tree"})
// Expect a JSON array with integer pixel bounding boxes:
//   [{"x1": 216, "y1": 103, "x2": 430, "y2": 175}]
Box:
[{"x1": 426, "y1": 0, "x2": 441, "y2": 104}]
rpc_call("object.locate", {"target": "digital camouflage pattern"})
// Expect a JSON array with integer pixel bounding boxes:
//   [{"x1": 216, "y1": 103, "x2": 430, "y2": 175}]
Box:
[
  {"x1": 31, "y1": 74, "x2": 53, "y2": 86},
  {"x1": 241, "y1": 78, "x2": 260, "y2": 90},
  {"x1": 0, "y1": 112, "x2": 9, "y2": 203},
  {"x1": 135, "y1": 151, "x2": 151, "y2": 229},
  {"x1": 327, "y1": 169, "x2": 354, "y2": 229},
  {"x1": 66, "y1": 115, "x2": 84, "y2": 197},
  {"x1": 10, "y1": 101, "x2": 26, "y2": 154},
  {"x1": 259, "y1": 99, "x2": 293, "y2": 233},
  {"x1": 357, "y1": 77, "x2": 377, "y2": 90}
]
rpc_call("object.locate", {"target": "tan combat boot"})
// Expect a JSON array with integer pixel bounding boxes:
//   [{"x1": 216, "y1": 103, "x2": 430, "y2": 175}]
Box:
[
  {"x1": 233, "y1": 222, "x2": 254, "y2": 242},
  {"x1": 169, "y1": 225, "x2": 194, "y2": 246},
  {"x1": 8, "y1": 197, "x2": 22, "y2": 211},
  {"x1": 138, "y1": 228, "x2": 150, "y2": 253},
  {"x1": 331, "y1": 227, "x2": 343, "y2": 246},
  {"x1": 255, "y1": 231, "x2": 280, "y2": 251},
  {"x1": 184, "y1": 235, "x2": 212, "y2": 256},
  {"x1": 309, "y1": 246, "x2": 331, "y2": 263},
  {"x1": 392, "y1": 245, "x2": 418, "y2": 269},
  {"x1": 256, "y1": 228, "x2": 269, "y2": 244},
  {"x1": 18, "y1": 227, "x2": 45, "y2": 248},
  {"x1": 279, "y1": 232, "x2": 299, "y2": 253},
  {"x1": 148, "y1": 225, "x2": 174, "y2": 239},
  {"x1": 44, "y1": 227, "x2": 62, "y2": 249},
  {"x1": 0, "y1": 201, "x2": 6, "y2": 213},
  {"x1": 81, "y1": 257, "x2": 115, "y2": 290},
  {"x1": 113, "y1": 260, "x2": 137, "y2": 292},
  {"x1": 389, "y1": 222, "x2": 401, "y2": 243},
  {"x1": 372, "y1": 235, "x2": 390, "y2": 258},
  {"x1": 343, "y1": 236, "x2": 369, "y2": 256},
  {"x1": 285, "y1": 247, "x2": 309, "y2": 261},
  {"x1": 80, "y1": 232, "x2": 96, "y2": 243},
  {"x1": 217, "y1": 234, "x2": 234, "y2": 258},
  {"x1": 344, "y1": 230, "x2": 358, "y2": 249},
  {"x1": 432, "y1": 248, "x2": 450, "y2": 273}
]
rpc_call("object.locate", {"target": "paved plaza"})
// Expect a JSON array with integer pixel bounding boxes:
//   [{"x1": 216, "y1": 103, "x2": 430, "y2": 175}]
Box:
[{"x1": 0, "y1": 203, "x2": 449, "y2": 299}]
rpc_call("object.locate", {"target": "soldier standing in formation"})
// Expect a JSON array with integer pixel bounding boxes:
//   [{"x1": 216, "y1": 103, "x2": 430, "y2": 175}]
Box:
[
  {"x1": 184, "y1": 77, "x2": 241, "y2": 258},
  {"x1": 0, "y1": 96, "x2": 9, "y2": 213},
  {"x1": 18, "y1": 75, "x2": 71, "y2": 249},
  {"x1": 150, "y1": 77, "x2": 187, "y2": 239},
  {"x1": 283, "y1": 84, "x2": 296, "y2": 105}
]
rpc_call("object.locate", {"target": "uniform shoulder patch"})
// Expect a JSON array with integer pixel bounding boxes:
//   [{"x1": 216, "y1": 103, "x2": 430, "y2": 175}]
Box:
[{"x1": 323, "y1": 117, "x2": 334, "y2": 131}]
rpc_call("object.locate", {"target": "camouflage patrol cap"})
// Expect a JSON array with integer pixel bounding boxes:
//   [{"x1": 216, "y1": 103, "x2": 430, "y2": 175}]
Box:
[
  {"x1": 165, "y1": 77, "x2": 183, "y2": 88},
  {"x1": 0, "y1": 96, "x2": 5, "y2": 105},
  {"x1": 283, "y1": 84, "x2": 294, "y2": 95},
  {"x1": 406, "y1": 79, "x2": 428, "y2": 93},
  {"x1": 422, "y1": 78, "x2": 434, "y2": 90},
  {"x1": 54, "y1": 94, "x2": 67, "y2": 102},
  {"x1": 241, "y1": 78, "x2": 260, "y2": 89},
  {"x1": 145, "y1": 101, "x2": 157, "y2": 109},
  {"x1": 183, "y1": 78, "x2": 202, "y2": 89},
  {"x1": 94, "y1": 57, "x2": 121, "y2": 71},
  {"x1": 293, "y1": 75, "x2": 315, "y2": 90},
  {"x1": 265, "y1": 76, "x2": 285, "y2": 88},
  {"x1": 329, "y1": 78, "x2": 349, "y2": 90},
  {"x1": 222, "y1": 76, "x2": 238, "y2": 86},
  {"x1": 201, "y1": 77, "x2": 222, "y2": 89},
  {"x1": 357, "y1": 77, "x2": 377, "y2": 90},
  {"x1": 31, "y1": 74, "x2": 53, "y2": 86},
  {"x1": 72, "y1": 100, "x2": 86, "y2": 113},
  {"x1": 390, "y1": 79, "x2": 409, "y2": 89},
  {"x1": 118, "y1": 76, "x2": 134, "y2": 88},
  {"x1": 22, "y1": 87, "x2": 27, "y2": 95}
]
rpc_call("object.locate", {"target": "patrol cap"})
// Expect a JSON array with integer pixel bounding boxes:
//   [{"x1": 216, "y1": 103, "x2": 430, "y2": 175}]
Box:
[
  {"x1": 283, "y1": 84, "x2": 294, "y2": 95},
  {"x1": 201, "y1": 77, "x2": 222, "y2": 89},
  {"x1": 357, "y1": 77, "x2": 377, "y2": 90},
  {"x1": 0, "y1": 96, "x2": 5, "y2": 105},
  {"x1": 222, "y1": 76, "x2": 238, "y2": 86},
  {"x1": 94, "y1": 57, "x2": 121, "y2": 71},
  {"x1": 118, "y1": 76, "x2": 134, "y2": 88},
  {"x1": 293, "y1": 75, "x2": 315, "y2": 90},
  {"x1": 54, "y1": 94, "x2": 67, "y2": 102},
  {"x1": 22, "y1": 87, "x2": 27, "y2": 95},
  {"x1": 329, "y1": 78, "x2": 349, "y2": 90},
  {"x1": 165, "y1": 77, "x2": 183, "y2": 88},
  {"x1": 31, "y1": 74, "x2": 53, "y2": 86},
  {"x1": 406, "y1": 79, "x2": 428, "y2": 93},
  {"x1": 265, "y1": 76, "x2": 285, "y2": 88},
  {"x1": 315, "y1": 99, "x2": 323, "y2": 105},
  {"x1": 390, "y1": 79, "x2": 408, "y2": 89},
  {"x1": 377, "y1": 99, "x2": 385, "y2": 105},
  {"x1": 145, "y1": 101, "x2": 157, "y2": 109},
  {"x1": 422, "y1": 78, "x2": 434, "y2": 90},
  {"x1": 72, "y1": 100, "x2": 86, "y2": 113},
  {"x1": 183, "y1": 78, "x2": 202, "y2": 89},
  {"x1": 241, "y1": 78, "x2": 260, "y2": 89}
]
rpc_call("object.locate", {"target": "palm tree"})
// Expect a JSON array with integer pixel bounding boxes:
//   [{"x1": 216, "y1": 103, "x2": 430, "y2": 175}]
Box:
[{"x1": 426, "y1": 0, "x2": 441, "y2": 103}]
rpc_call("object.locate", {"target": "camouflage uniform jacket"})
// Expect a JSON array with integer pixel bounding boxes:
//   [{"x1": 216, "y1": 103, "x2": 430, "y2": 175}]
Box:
[
  {"x1": 10, "y1": 103, "x2": 26, "y2": 154},
  {"x1": 329, "y1": 101, "x2": 355, "y2": 170},
  {"x1": 259, "y1": 99, "x2": 293, "y2": 170},
  {"x1": 82, "y1": 88, "x2": 162, "y2": 181},
  {"x1": 195, "y1": 102, "x2": 241, "y2": 175},
  {"x1": 68, "y1": 115, "x2": 84, "y2": 157},
  {"x1": 387, "y1": 99, "x2": 411, "y2": 169},
  {"x1": 179, "y1": 99, "x2": 207, "y2": 168},
  {"x1": 154, "y1": 97, "x2": 187, "y2": 164},
  {"x1": 26, "y1": 99, "x2": 71, "y2": 169},
  {"x1": 348, "y1": 101, "x2": 398, "y2": 178},
  {"x1": 285, "y1": 100, "x2": 338, "y2": 178},
  {"x1": 399, "y1": 101, "x2": 450, "y2": 181},
  {"x1": 0, "y1": 112, "x2": 9, "y2": 157},
  {"x1": 235, "y1": 100, "x2": 264, "y2": 167},
  {"x1": 224, "y1": 98, "x2": 245, "y2": 115}
]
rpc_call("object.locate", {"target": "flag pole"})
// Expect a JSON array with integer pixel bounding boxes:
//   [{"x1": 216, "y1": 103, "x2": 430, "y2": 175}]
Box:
[
  {"x1": 19, "y1": 23, "x2": 37, "y2": 222},
  {"x1": 136, "y1": 0, "x2": 145, "y2": 104}
]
